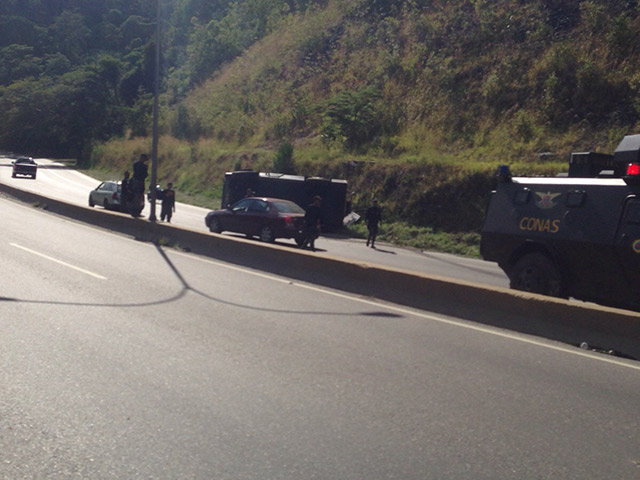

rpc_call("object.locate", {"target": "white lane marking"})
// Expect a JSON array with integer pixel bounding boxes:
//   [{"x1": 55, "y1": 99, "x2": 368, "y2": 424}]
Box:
[
  {"x1": 10, "y1": 243, "x2": 107, "y2": 280},
  {"x1": 171, "y1": 250, "x2": 640, "y2": 372}
]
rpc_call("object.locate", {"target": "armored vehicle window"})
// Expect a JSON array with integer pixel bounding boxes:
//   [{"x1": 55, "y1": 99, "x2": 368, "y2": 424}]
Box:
[
  {"x1": 566, "y1": 190, "x2": 585, "y2": 208},
  {"x1": 514, "y1": 188, "x2": 530, "y2": 205}
]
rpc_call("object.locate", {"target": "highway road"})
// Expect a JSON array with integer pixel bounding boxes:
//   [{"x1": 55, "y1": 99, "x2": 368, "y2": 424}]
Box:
[
  {"x1": 0, "y1": 157, "x2": 509, "y2": 289},
  {"x1": 2, "y1": 195, "x2": 640, "y2": 479}
]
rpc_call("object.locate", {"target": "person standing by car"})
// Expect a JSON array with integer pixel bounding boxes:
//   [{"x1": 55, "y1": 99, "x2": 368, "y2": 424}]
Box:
[
  {"x1": 160, "y1": 182, "x2": 176, "y2": 222},
  {"x1": 365, "y1": 198, "x2": 382, "y2": 248},
  {"x1": 129, "y1": 154, "x2": 148, "y2": 216},
  {"x1": 302, "y1": 195, "x2": 322, "y2": 251},
  {"x1": 120, "y1": 170, "x2": 131, "y2": 212},
  {"x1": 132, "y1": 154, "x2": 148, "y2": 186}
]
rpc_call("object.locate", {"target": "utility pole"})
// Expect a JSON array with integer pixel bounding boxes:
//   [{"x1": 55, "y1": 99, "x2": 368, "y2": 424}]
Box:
[{"x1": 149, "y1": 0, "x2": 160, "y2": 222}]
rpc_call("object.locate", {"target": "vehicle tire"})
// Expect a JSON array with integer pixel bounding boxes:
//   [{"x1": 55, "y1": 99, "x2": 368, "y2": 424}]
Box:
[
  {"x1": 11, "y1": 172, "x2": 16, "y2": 178},
  {"x1": 510, "y1": 253, "x2": 564, "y2": 297},
  {"x1": 89, "y1": 196, "x2": 95, "y2": 207},
  {"x1": 209, "y1": 218, "x2": 222, "y2": 234},
  {"x1": 103, "y1": 199, "x2": 110, "y2": 210},
  {"x1": 259, "y1": 225, "x2": 275, "y2": 243},
  {"x1": 295, "y1": 234, "x2": 305, "y2": 247}
]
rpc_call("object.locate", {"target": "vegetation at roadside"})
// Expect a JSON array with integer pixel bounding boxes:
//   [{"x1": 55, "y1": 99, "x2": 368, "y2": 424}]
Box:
[{"x1": 348, "y1": 221, "x2": 482, "y2": 257}]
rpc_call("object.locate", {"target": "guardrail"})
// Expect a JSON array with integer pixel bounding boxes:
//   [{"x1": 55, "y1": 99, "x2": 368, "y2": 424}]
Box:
[{"x1": 1, "y1": 180, "x2": 639, "y2": 360}]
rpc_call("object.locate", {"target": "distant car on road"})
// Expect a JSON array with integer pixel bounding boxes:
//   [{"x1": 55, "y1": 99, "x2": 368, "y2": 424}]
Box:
[
  {"x1": 89, "y1": 181, "x2": 122, "y2": 211},
  {"x1": 205, "y1": 197, "x2": 306, "y2": 244},
  {"x1": 12, "y1": 156, "x2": 37, "y2": 179}
]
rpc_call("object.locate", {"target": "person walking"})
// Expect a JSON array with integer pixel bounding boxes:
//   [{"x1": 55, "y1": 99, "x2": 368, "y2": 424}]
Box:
[
  {"x1": 302, "y1": 195, "x2": 322, "y2": 251},
  {"x1": 160, "y1": 182, "x2": 176, "y2": 222},
  {"x1": 365, "y1": 198, "x2": 382, "y2": 248}
]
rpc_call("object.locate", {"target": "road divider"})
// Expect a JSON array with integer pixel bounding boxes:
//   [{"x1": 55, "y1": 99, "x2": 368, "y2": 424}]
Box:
[{"x1": 1, "y1": 180, "x2": 639, "y2": 360}]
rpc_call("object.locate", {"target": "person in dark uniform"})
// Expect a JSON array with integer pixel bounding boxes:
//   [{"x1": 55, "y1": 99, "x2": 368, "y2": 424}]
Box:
[
  {"x1": 120, "y1": 170, "x2": 131, "y2": 212},
  {"x1": 365, "y1": 199, "x2": 382, "y2": 248},
  {"x1": 160, "y1": 182, "x2": 176, "y2": 222},
  {"x1": 302, "y1": 195, "x2": 322, "y2": 251},
  {"x1": 132, "y1": 154, "x2": 148, "y2": 185},
  {"x1": 128, "y1": 153, "x2": 148, "y2": 216}
]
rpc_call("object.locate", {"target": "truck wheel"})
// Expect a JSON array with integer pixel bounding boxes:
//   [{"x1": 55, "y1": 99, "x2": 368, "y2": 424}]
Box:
[{"x1": 510, "y1": 253, "x2": 564, "y2": 297}]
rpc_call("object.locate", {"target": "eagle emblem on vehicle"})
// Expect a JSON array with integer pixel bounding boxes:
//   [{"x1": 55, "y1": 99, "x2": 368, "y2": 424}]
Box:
[{"x1": 535, "y1": 191, "x2": 561, "y2": 209}]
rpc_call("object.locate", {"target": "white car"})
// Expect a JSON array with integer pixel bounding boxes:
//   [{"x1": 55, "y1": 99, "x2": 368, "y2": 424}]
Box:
[{"x1": 88, "y1": 181, "x2": 122, "y2": 211}]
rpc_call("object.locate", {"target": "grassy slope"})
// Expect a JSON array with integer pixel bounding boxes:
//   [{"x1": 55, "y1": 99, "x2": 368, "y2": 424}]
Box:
[{"x1": 91, "y1": 0, "x2": 640, "y2": 253}]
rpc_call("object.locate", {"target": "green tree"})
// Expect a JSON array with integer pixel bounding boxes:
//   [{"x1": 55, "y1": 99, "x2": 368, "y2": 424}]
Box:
[
  {"x1": 273, "y1": 142, "x2": 296, "y2": 174},
  {"x1": 322, "y1": 87, "x2": 383, "y2": 151},
  {"x1": 48, "y1": 11, "x2": 91, "y2": 64}
]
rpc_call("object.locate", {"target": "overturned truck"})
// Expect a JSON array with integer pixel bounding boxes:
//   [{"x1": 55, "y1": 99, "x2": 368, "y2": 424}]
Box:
[{"x1": 222, "y1": 171, "x2": 348, "y2": 231}]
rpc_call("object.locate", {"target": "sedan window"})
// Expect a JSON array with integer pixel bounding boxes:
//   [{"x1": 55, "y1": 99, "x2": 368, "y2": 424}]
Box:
[
  {"x1": 248, "y1": 201, "x2": 268, "y2": 212},
  {"x1": 232, "y1": 199, "x2": 252, "y2": 212},
  {"x1": 272, "y1": 201, "x2": 304, "y2": 214}
]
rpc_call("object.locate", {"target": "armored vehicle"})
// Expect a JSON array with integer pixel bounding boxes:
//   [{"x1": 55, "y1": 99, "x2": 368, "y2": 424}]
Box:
[{"x1": 481, "y1": 134, "x2": 640, "y2": 311}]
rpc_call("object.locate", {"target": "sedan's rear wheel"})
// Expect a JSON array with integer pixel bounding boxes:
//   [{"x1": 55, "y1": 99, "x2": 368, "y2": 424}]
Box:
[
  {"x1": 89, "y1": 196, "x2": 95, "y2": 207},
  {"x1": 259, "y1": 225, "x2": 275, "y2": 243},
  {"x1": 103, "y1": 199, "x2": 110, "y2": 209}
]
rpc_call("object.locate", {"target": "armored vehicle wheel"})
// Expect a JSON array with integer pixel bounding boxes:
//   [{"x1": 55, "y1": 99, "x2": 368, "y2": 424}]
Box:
[{"x1": 510, "y1": 253, "x2": 564, "y2": 297}]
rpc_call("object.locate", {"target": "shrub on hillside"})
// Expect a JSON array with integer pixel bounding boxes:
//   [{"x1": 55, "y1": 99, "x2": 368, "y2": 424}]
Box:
[{"x1": 273, "y1": 142, "x2": 296, "y2": 174}]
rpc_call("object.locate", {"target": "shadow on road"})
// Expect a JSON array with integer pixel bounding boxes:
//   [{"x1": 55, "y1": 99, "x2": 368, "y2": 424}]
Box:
[{"x1": 0, "y1": 243, "x2": 403, "y2": 320}]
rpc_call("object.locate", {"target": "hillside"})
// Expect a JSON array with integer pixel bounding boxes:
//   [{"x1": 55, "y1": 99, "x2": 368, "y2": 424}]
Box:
[{"x1": 180, "y1": 0, "x2": 640, "y2": 154}]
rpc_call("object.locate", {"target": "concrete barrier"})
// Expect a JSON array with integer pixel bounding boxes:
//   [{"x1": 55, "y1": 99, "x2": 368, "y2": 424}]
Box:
[{"x1": 2, "y1": 180, "x2": 639, "y2": 360}]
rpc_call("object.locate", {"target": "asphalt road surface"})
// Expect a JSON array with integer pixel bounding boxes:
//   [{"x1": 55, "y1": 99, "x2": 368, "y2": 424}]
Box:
[
  {"x1": 2, "y1": 196, "x2": 639, "y2": 479},
  {"x1": 0, "y1": 157, "x2": 509, "y2": 289}
]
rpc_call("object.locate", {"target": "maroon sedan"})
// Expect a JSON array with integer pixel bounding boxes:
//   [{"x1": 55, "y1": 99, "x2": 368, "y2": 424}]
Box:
[{"x1": 205, "y1": 197, "x2": 306, "y2": 244}]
